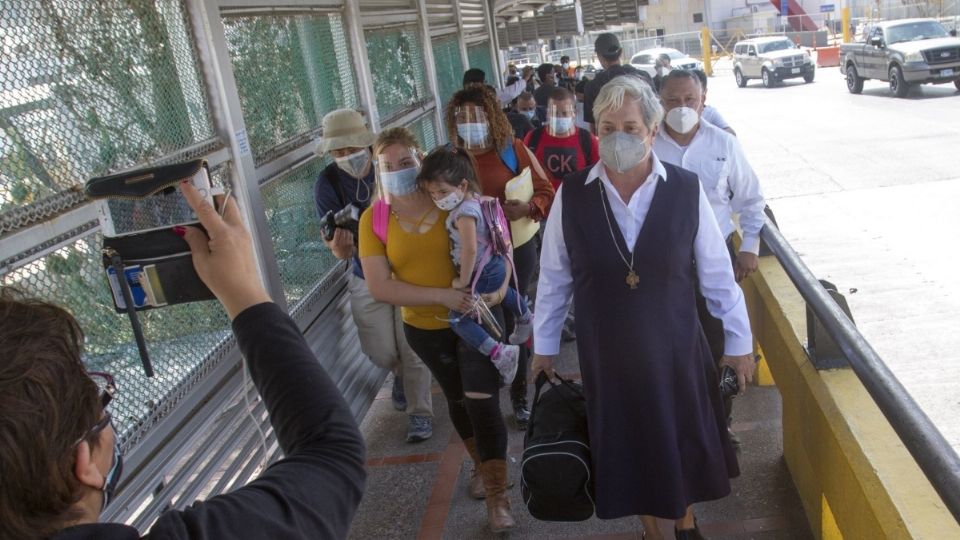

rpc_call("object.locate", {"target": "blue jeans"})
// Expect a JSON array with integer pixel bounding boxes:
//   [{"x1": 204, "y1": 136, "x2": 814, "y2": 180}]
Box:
[{"x1": 450, "y1": 256, "x2": 529, "y2": 353}]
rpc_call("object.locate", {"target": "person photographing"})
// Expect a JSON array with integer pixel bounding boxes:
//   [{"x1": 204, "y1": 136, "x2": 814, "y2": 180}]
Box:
[{"x1": 1, "y1": 184, "x2": 365, "y2": 540}]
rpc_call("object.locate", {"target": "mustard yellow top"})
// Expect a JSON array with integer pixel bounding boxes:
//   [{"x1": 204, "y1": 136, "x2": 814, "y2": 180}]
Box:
[{"x1": 358, "y1": 205, "x2": 456, "y2": 330}]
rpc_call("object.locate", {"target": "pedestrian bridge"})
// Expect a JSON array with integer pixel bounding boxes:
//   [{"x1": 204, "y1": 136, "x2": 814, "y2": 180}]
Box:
[{"x1": 1, "y1": 0, "x2": 958, "y2": 538}]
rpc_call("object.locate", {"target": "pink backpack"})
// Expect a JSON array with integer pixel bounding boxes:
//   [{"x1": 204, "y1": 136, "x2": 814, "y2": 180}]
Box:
[
  {"x1": 372, "y1": 199, "x2": 390, "y2": 245},
  {"x1": 479, "y1": 196, "x2": 513, "y2": 258}
]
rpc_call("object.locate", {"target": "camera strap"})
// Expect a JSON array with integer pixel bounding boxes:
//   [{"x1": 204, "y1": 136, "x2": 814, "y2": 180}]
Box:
[{"x1": 323, "y1": 162, "x2": 349, "y2": 209}]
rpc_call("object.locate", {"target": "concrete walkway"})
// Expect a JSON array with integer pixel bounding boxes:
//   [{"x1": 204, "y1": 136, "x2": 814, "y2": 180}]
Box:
[{"x1": 348, "y1": 338, "x2": 812, "y2": 539}]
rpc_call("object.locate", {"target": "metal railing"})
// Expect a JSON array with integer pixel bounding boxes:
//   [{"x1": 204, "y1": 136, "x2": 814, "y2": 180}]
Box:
[{"x1": 760, "y1": 217, "x2": 960, "y2": 524}]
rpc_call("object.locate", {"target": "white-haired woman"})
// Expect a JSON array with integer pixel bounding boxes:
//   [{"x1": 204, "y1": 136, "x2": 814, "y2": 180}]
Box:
[{"x1": 530, "y1": 76, "x2": 757, "y2": 539}]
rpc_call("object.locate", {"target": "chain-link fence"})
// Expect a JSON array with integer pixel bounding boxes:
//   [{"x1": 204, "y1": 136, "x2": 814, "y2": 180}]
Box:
[
  {"x1": 366, "y1": 25, "x2": 430, "y2": 123},
  {"x1": 222, "y1": 12, "x2": 359, "y2": 166},
  {"x1": 467, "y1": 41, "x2": 495, "y2": 83},
  {"x1": 432, "y1": 35, "x2": 465, "y2": 109},
  {"x1": 406, "y1": 112, "x2": 439, "y2": 152},
  {"x1": 260, "y1": 156, "x2": 338, "y2": 310},
  {"x1": 1, "y1": 225, "x2": 232, "y2": 445},
  {"x1": 0, "y1": 0, "x2": 218, "y2": 235}
]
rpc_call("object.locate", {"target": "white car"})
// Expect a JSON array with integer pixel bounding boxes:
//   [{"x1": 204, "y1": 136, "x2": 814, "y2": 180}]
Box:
[
  {"x1": 629, "y1": 48, "x2": 703, "y2": 78},
  {"x1": 732, "y1": 36, "x2": 815, "y2": 88}
]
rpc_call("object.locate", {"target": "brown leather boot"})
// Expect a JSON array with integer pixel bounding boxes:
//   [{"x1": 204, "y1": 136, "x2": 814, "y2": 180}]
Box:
[
  {"x1": 462, "y1": 438, "x2": 485, "y2": 499},
  {"x1": 480, "y1": 459, "x2": 516, "y2": 533}
]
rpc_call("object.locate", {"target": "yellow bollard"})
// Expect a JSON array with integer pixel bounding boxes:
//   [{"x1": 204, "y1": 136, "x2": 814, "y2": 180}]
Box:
[
  {"x1": 842, "y1": 7, "x2": 851, "y2": 44},
  {"x1": 701, "y1": 26, "x2": 713, "y2": 76}
]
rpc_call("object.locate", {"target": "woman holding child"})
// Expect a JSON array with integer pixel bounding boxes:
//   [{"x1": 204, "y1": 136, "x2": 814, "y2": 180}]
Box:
[
  {"x1": 444, "y1": 85, "x2": 555, "y2": 427},
  {"x1": 358, "y1": 128, "x2": 516, "y2": 533}
]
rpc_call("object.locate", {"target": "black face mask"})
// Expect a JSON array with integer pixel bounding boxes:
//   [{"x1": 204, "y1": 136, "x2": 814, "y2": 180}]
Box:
[{"x1": 101, "y1": 440, "x2": 123, "y2": 511}]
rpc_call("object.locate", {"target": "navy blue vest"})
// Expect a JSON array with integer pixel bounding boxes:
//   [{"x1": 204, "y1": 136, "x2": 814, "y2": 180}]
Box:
[{"x1": 560, "y1": 162, "x2": 738, "y2": 519}]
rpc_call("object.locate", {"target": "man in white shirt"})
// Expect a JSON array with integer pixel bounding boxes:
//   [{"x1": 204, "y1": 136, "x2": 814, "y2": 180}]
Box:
[
  {"x1": 654, "y1": 69, "x2": 765, "y2": 281},
  {"x1": 462, "y1": 68, "x2": 530, "y2": 106},
  {"x1": 654, "y1": 69, "x2": 765, "y2": 448}
]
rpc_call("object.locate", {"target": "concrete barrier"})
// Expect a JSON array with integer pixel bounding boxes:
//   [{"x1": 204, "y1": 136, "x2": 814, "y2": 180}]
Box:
[
  {"x1": 816, "y1": 46, "x2": 841, "y2": 68},
  {"x1": 742, "y1": 257, "x2": 960, "y2": 539}
]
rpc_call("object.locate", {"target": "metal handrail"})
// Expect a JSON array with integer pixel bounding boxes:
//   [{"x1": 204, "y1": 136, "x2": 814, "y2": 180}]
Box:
[{"x1": 760, "y1": 217, "x2": 960, "y2": 524}]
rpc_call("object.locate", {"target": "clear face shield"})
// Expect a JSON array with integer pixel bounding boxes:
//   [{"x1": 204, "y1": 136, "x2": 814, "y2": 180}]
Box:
[
  {"x1": 375, "y1": 145, "x2": 421, "y2": 204},
  {"x1": 547, "y1": 101, "x2": 577, "y2": 137},
  {"x1": 454, "y1": 106, "x2": 491, "y2": 151}
]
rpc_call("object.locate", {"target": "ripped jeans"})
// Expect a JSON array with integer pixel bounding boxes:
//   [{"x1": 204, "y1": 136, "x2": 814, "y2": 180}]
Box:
[{"x1": 403, "y1": 316, "x2": 508, "y2": 461}]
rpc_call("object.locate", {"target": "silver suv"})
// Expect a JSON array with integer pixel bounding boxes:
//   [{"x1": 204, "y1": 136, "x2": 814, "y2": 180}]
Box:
[{"x1": 733, "y1": 37, "x2": 815, "y2": 88}]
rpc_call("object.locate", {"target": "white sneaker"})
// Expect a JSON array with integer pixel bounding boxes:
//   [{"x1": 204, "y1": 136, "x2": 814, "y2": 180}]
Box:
[
  {"x1": 491, "y1": 344, "x2": 519, "y2": 386},
  {"x1": 508, "y1": 315, "x2": 533, "y2": 345}
]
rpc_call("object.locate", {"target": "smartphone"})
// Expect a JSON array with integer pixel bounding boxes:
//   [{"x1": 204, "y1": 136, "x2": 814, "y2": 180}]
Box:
[{"x1": 96, "y1": 166, "x2": 215, "y2": 237}]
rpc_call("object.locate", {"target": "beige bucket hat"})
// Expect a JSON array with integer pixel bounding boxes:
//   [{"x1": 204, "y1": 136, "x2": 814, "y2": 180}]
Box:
[{"x1": 317, "y1": 109, "x2": 376, "y2": 154}]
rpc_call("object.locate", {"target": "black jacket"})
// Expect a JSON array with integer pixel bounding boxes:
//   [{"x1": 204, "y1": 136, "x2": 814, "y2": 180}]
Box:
[
  {"x1": 53, "y1": 303, "x2": 366, "y2": 540},
  {"x1": 583, "y1": 64, "x2": 650, "y2": 124}
]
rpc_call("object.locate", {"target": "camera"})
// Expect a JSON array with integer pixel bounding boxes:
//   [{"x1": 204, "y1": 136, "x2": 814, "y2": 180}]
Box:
[{"x1": 321, "y1": 204, "x2": 361, "y2": 242}]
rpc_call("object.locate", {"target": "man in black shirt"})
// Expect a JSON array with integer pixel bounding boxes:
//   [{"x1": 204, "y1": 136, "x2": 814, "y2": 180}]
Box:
[
  {"x1": 514, "y1": 91, "x2": 543, "y2": 130},
  {"x1": 583, "y1": 33, "x2": 653, "y2": 134},
  {"x1": 533, "y1": 63, "x2": 556, "y2": 108}
]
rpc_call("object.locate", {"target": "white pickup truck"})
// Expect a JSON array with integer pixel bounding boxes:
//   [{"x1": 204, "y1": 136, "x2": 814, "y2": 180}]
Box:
[{"x1": 840, "y1": 18, "x2": 960, "y2": 97}]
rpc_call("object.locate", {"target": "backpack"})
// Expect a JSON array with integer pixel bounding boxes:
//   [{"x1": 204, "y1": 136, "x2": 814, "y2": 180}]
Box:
[
  {"x1": 372, "y1": 199, "x2": 390, "y2": 245},
  {"x1": 479, "y1": 196, "x2": 512, "y2": 258},
  {"x1": 521, "y1": 374, "x2": 595, "y2": 522},
  {"x1": 527, "y1": 127, "x2": 594, "y2": 164}
]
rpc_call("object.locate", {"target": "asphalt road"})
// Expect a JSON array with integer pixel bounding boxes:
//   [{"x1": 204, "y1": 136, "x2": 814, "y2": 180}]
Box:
[{"x1": 705, "y1": 61, "x2": 960, "y2": 451}]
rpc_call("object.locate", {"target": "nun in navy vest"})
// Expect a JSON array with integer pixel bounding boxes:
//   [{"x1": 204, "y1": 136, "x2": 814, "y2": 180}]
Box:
[{"x1": 531, "y1": 76, "x2": 757, "y2": 540}]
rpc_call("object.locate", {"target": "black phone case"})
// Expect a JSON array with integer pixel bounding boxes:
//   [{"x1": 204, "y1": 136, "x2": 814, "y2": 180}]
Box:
[{"x1": 102, "y1": 228, "x2": 215, "y2": 313}]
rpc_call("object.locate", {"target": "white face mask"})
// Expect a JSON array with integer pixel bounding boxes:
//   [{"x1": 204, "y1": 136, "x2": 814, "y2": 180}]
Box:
[
  {"x1": 433, "y1": 189, "x2": 464, "y2": 211},
  {"x1": 522, "y1": 110, "x2": 536, "y2": 120},
  {"x1": 665, "y1": 106, "x2": 700, "y2": 135},
  {"x1": 598, "y1": 132, "x2": 651, "y2": 173},
  {"x1": 562, "y1": 62, "x2": 570, "y2": 69},
  {"x1": 335, "y1": 149, "x2": 371, "y2": 179}
]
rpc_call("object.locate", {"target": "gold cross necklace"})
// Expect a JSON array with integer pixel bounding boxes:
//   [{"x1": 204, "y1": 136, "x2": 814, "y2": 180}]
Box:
[{"x1": 598, "y1": 181, "x2": 640, "y2": 289}]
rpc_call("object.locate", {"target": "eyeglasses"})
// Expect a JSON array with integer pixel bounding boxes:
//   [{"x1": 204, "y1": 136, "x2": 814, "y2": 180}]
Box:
[{"x1": 74, "y1": 371, "x2": 117, "y2": 446}]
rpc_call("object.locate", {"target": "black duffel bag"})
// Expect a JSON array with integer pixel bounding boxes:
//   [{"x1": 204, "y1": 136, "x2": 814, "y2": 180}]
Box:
[{"x1": 520, "y1": 373, "x2": 595, "y2": 521}]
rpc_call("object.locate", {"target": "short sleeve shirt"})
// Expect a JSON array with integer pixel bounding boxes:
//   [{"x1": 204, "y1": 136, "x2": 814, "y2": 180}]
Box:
[
  {"x1": 446, "y1": 198, "x2": 491, "y2": 268},
  {"x1": 524, "y1": 128, "x2": 600, "y2": 189},
  {"x1": 357, "y1": 205, "x2": 456, "y2": 330}
]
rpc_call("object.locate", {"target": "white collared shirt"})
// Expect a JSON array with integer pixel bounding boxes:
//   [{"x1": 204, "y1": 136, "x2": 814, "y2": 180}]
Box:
[
  {"x1": 654, "y1": 120, "x2": 766, "y2": 254},
  {"x1": 533, "y1": 155, "x2": 754, "y2": 357},
  {"x1": 701, "y1": 105, "x2": 730, "y2": 131},
  {"x1": 496, "y1": 77, "x2": 527, "y2": 106}
]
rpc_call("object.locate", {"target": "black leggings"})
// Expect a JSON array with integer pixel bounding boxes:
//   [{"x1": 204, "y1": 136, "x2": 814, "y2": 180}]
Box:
[
  {"x1": 507, "y1": 238, "x2": 539, "y2": 401},
  {"x1": 403, "y1": 322, "x2": 507, "y2": 461}
]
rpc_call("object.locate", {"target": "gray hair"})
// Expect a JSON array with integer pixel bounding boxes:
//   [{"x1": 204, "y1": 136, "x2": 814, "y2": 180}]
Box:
[{"x1": 592, "y1": 76, "x2": 663, "y2": 131}]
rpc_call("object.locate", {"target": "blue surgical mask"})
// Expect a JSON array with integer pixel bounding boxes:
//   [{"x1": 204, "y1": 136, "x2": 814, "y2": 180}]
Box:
[
  {"x1": 457, "y1": 122, "x2": 490, "y2": 148},
  {"x1": 522, "y1": 110, "x2": 536, "y2": 120},
  {"x1": 549, "y1": 116, "x2": 575, "y2": 135},
  {"x1": 380, "y1": 166, "x2": 419, "y2": 196},
  {"x1": 101, "y1": 439, "x2": 123, "y2": 511}
]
